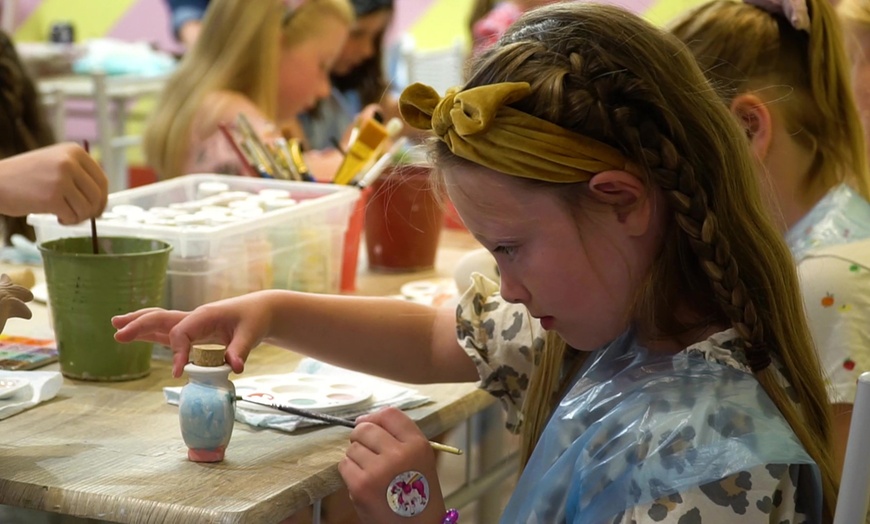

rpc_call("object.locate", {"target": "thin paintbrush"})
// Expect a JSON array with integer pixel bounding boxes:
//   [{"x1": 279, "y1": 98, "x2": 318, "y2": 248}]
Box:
[
  {"x1": 236, "y1": 114, "x2": 282, "y2": 178},
  {"x1": 82, "y1": 140, "x2": 99, "y2": 254},
  {"x1": 218, "y1": 123, "x2": 259, "y2": 177},
  {"x1": 235, "y1": 395, "x2": 463, "y2": 455}
]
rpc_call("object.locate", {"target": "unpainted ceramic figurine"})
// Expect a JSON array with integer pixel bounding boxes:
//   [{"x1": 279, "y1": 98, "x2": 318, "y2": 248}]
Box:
[{"x1": 0, "y1": 273, "x2": 33, "y2": 333}]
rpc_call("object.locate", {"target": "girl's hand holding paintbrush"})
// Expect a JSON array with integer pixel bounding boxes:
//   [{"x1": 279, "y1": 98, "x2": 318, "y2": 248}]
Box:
[
  {"x1": 0, "y1": 143, "x2": 108, "y2": 225},
  {"x1": 340, "y1": 407, "x2": 448, "y2": 524}
]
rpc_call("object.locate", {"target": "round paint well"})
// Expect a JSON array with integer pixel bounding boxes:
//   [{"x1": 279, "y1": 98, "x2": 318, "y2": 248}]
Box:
[
  {"x1": 272, "y1": 385, "x2": 318, "y2": 395},
  {"x1": 287, "y1": 398, "x2": 317, "y2": 406},
  {"x1": 246, "y1": 392, "x2": 275, "y2": 401},
  {"x1": 327, "y1": 393, "x2": 357, "y2": 401},
  {"x1": 234, "y1": 373, "x2": 373, "y2": 415}
]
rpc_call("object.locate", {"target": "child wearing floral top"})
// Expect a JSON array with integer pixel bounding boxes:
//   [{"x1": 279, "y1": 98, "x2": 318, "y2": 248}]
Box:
[{"x1": 671, "y1": 0, "x2": 870, "y2": 478}]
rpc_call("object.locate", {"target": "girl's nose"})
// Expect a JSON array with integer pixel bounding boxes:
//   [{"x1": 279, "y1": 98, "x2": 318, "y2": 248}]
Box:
[
  {"x1": 499, "y1": 271, "x2": 529, "y2": 305},
  {"x1": 359, "y1": 39, "x2": 375, "y2": 61},
  {"x1": 316, "y1": 75, "x2": 331, "y2": 101}
]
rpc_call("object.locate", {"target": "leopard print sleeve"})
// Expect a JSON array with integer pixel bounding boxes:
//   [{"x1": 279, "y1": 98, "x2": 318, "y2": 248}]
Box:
[
  {"x1": 609, "y1": 464, "x2": 814, "y2": 524},
  {"x1": 455, "y1": 273, "x2": 546, "y2": 433}
]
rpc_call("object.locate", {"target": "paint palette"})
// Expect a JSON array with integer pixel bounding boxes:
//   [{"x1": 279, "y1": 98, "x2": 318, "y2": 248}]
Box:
[
  {"x1": 0, "y1": 377, "x2": 29, "y2": 400},
  {"x1": 234, "y1": 373, "x2": 373, "y2": 415}
]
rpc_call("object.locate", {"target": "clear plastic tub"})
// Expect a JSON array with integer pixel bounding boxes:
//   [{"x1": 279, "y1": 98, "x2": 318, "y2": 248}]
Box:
[{"x1": 28, "y1": 174, "x2": 360, "y2": 311}]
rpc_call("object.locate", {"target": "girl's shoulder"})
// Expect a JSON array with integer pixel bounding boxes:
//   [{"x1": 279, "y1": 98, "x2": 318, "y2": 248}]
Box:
[
  {"x1": 455, "y1": 273, "x2": 544, "y2": 433},
  {"x1": 192, "y1": 90, "x2": 270, "y2": 140}
]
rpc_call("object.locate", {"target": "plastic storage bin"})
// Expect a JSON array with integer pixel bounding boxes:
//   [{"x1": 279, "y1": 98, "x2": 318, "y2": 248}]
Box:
[{"x1": 29, "y1": 174, "x2": 360, "y2": 311}]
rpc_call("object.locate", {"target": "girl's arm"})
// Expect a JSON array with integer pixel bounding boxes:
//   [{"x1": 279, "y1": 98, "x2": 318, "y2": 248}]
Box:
[
  {"x1": 263, "y1": 291, "x2": 478, "y2": 384},
  {"x1": 113, "y1": 290, "x2": 480, "y2": 384}
]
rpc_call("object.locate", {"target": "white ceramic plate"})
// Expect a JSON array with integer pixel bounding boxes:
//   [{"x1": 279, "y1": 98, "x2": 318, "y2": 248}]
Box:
[
  {"x1": 0, "y1": 377, "x2": 30, "y2": 399},
  {"x1": 235, "y1": 373, "x2": 372, "y2": 415}
]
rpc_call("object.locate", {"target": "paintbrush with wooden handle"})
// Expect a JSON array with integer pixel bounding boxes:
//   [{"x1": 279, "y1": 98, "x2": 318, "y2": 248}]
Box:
[{"x1": 235, "y1": 395, "x2": 463, "y2": 455}]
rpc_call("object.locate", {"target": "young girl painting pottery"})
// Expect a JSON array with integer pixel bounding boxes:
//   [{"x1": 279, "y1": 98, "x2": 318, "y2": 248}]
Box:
[{"x1": 115, "y1": 3, "x2": 838, "y2": 522}]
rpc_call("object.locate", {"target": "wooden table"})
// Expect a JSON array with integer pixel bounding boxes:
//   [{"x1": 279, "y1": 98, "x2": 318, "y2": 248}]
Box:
[{"x1": 0, "y1": 230, "x2": 507, "y2": 523}]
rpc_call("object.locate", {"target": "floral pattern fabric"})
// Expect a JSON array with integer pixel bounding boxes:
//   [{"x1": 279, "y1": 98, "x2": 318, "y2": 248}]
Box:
[{"x1": 787, "y1": 184, "x2": 870, "y2": 404}]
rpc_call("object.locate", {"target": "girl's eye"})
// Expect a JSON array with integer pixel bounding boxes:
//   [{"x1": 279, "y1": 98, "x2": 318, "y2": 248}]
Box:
[{"x1": 494, "y1": 245, "x2": 517, "y2": 256}]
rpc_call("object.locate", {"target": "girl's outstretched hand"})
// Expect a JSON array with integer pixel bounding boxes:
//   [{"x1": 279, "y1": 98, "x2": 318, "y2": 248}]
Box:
[
  {"x1": 339, "y1": 407, "x2": 446, "y2": 524},
  {"x1": 112, "y1": 292, "x2": 275, "y2": 378}
]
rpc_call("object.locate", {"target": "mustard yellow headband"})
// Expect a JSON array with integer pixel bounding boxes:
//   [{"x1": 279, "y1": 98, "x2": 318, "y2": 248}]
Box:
[{"x1": 398, "y1": 81, "x2": 633, "y2": 183}]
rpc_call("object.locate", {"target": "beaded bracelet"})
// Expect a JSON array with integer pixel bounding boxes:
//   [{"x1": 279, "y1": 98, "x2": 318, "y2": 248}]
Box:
[{"x1": 441, "y1": 508, "x2": 460, "y2": 524}]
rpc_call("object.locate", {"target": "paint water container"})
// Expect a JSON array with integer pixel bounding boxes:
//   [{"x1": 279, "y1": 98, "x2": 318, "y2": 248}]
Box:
[{"x1": 178, "y1": 344, "x2": 235, "y2": 462}]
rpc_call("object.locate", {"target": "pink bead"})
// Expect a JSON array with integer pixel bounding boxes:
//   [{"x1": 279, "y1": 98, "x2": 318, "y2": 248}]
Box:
[{"x1": 442, "y1": 508, "x2": 460, "y2": 524}]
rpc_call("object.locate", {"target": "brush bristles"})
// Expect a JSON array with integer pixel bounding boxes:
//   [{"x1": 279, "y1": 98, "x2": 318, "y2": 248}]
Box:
[{"x1": 356, "y1": 119, "x2": 388, "y2": 148}]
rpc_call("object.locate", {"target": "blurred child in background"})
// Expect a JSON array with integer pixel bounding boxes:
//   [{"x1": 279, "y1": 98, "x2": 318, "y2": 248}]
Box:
[
  {"x1": 469, "y1": 0, "x2": 565, "y2": 56},
  {"x1": 144, "y1": 0, "x2": 354, "y2": 180},
  {"x1": 163, "y1": 0, "x2": 209, "y2": 48},
  {"x1": 301, "y1": 0, "x2": 395, "y2": 151},
  {"x1": 671, "y1": 0, "x2": 870, "y2": 477}
]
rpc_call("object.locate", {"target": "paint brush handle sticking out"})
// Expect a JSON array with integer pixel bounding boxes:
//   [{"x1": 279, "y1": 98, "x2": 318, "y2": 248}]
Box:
[
  {"x1": 82, "y1": 140, "x2": 99, "y2": 254},
  {"x1": 236, "y1": 395, "x2": 463, "y2": 455},
  {"x1": 332, "y1": 118, "x2": 388, "y2": 185},
  {"x1": 356, "y1": 137, "x2": 409, "y2": 189}
]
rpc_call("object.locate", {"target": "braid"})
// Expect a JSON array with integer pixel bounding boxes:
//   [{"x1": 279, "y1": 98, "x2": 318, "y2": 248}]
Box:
[
  {"x1": 556, "y1": 49, "x2": 775, "y2": 371},
  {"x1": 635, "y1": 127, "x2": 773, "y2": 371}
]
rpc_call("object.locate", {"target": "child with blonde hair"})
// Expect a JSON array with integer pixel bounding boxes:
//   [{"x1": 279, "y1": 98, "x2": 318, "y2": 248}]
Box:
[
  {"x1": 144, "y1": 0, "x2": 354, "y2": 180},
  {"x1": 671, "y1": 0, "x2": 870, "y2": 478},
  {"x1": 116, "y1": 3, "x2": 838, "y2": 522},
  {"x1": 840, "y1": 0, "x2": 870, "y2": 153}
]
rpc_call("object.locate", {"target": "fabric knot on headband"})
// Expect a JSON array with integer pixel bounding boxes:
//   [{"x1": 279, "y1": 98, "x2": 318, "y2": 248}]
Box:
[
  {"x1": 399, "y1": 82, "x2": 633, "y2": 183},
  {"x1": 744, "y1": 0, "x2": 810, "y2": 32}
]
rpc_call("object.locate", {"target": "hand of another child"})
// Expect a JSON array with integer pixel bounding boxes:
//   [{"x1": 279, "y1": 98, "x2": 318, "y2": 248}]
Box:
[
  {"x1": 339, "y1": 407, "x2": 446, "y2": 524},
  {"x1": 0, "y1": 143, "x2": 108, "y2": 224},
  {"x1": 112, "y1": 292, "x2": 276, "y2": 377}
]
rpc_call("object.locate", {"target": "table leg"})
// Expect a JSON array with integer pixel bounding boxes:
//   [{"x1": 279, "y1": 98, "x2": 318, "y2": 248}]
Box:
[
  {"x1": 473, "y1": 403, "x2": 509, "y2": 522},
  {"x1": 312, "y1": 499, "x2": 322, "y2": 524}
]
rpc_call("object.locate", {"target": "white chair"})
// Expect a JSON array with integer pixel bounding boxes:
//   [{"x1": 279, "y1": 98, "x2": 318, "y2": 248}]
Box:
[
  {"x1": 39, "y1": 87, "x2": 66, "y2": 141},
  {"x1": 37, "y1": 71, "x2": 167, "y2": 191},
  {"x1": 834, "y1": 372, "x2": 870, "y2": 523},
  {"x1": 398, "y1": 35, "x2": 467, "y2": 96}
]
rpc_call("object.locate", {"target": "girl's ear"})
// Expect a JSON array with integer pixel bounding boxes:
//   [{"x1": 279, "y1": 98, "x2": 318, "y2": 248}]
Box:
[
  {"x1": 588, "y1": 170, "x2": 651, "y2": 235},
  {"x1": 730, "y1": 93, "x2": 773, "y2": 161}
]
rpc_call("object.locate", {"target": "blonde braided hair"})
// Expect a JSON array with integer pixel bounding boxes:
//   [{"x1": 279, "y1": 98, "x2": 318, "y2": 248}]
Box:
[{"x1": 432, "y1": 3, "x2": 838, "y2": 521}]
